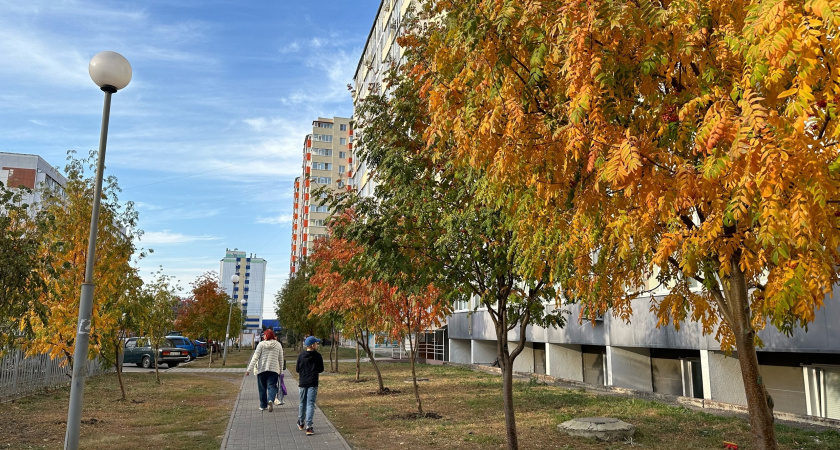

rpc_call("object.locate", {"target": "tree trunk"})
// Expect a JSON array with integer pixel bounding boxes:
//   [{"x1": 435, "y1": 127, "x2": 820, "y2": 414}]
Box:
[
  {"x1": 153, "y1": 346, "x2": 161, "y2": 384},
  {"x1": 360, "y1": 340, "x2": 386, "y2": 393},
  {"x1": 330, "y1": 338, "x2": 338, "y2": 372},
  {"x1": 409, "y1": 330, "x2": 423, "y2": 415},
  {"x1": 728, "y1": 265, "x2": 778, "y2": 450},
  {"x1": 501, "y1": 351, "x2": 518, "y2": 450},
  {"x1": 115, "y1": 346, "x2": 126, "y2": 401},
  {"x1": 355, "y1": 340, "x2": 361, "y2": 382},
  {"x1": 496, "y1": 301, "x2": 518, "y2": 450}
]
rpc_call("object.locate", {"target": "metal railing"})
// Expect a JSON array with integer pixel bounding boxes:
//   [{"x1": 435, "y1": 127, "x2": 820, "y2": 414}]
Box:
[
  {"x1": 372, "y1": 345, "x2": 406, "y2": 360},
  {"x1": 0, "y1": 348, "x2": 112, "y2": 403},
  {"x1": 416, "y1": 341, "x2": 445, "y2": 361}
]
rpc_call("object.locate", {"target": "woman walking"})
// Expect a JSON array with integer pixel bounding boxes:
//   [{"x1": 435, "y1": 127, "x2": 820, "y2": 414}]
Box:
[{"x1": 245, "y1": 329, "x2": 285, "y2": 411}]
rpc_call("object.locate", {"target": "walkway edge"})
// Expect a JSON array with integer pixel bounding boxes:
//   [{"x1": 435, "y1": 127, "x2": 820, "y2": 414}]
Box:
[{"x1": 219, "y1": 374, "x2": 247, "y2": 449}]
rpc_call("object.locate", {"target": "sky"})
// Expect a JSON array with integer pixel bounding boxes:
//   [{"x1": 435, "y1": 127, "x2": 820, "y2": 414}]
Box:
[{"x1": 0, "y1": 0, "x2": 381, "y2": 320}]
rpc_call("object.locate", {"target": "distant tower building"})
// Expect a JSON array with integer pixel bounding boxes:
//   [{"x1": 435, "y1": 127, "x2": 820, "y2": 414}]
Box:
[
  {"x1": 0, "y1": 152, "x2": 67, "y2": 206},
  {"x1": 290, "y1": 116, "x2": 353, "y2": 274},
  {"x1": 220, "y1": 249, "x2": 267, "y2": 331},
  {"x1": 351, "y1": 0, "x2": 416, "y2": 199}
]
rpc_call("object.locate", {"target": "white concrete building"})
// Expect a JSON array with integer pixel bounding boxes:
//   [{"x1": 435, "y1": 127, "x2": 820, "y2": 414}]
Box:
[
  {"x1": 446, "y1": 295, "x2": 840, "y2": 421},
  {"x1": 0, "y1": 152, "x2": 66, "y2": 206},
  {"x1": 220, "y1": 248, "x2": 266, "y2": 331}
]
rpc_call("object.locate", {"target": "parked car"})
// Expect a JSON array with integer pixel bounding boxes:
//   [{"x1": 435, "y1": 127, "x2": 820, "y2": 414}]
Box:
[
  {"x1": 166, "y1": 335, "x2": 199, "y2": 361},
  {"x1": 193, "y1": 339, "x2": 208, "y2": 357},
  {"x1": 122, "y1": 337, "x2": 189, "y2": 369}
]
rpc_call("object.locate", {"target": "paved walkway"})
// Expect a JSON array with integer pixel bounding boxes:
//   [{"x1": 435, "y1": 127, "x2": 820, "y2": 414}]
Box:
[{"x1": 219, "y1": 369, "x2": 352, "y2": 450}]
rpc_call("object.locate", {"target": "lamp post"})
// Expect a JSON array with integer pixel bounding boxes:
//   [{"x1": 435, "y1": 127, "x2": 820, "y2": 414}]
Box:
[
  {"x1": 64, "y1": 51, "x2": 132, "y2": 450},
  {"x1": 223, "y1": 274, "x2": 240, "y2": 366}
]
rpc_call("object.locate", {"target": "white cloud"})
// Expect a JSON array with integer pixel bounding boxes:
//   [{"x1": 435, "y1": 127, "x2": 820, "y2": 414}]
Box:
[
  {"x1": 278, "y1": 41, "x2": 301, "y2": 54},
  {"x1": 140, "y1": 230, "x2": 220, "y2": 245},
  {"x1": 256, "y1": 214, "x2": 293, "y2": 225}
]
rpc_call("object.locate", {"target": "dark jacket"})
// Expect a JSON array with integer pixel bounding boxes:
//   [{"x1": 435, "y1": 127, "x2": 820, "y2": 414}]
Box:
[{"x1": 296, "y1": 349, "x2": 324, "y2": 388}]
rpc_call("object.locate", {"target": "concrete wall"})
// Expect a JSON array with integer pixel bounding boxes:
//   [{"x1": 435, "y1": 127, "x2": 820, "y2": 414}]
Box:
[
  {"x1": 472, "y1": 340, "x2": 496, "y2": 365},
  {"x1": 449, "y1": 339, "x2": 471, "y2": 364},
  {"x1": 548, "y1": 344, "x2": 583, "y2": 382},
  {"x1": 706, "y1": 351, "x2": 747, "y2": 405},
  {"x1": 607, "y1": 347, "x2": 653, "y2": 391},
  {"x1": 447, "y1": 293, "x2": 840, "y2": 354},
  {"x1": 512, "y1": 345, "x2": 534, "y2": 373}
]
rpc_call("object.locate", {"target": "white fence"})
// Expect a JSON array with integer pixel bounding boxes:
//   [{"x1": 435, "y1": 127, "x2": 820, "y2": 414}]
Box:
[{"x1": 0, "y1": 348, "x2": 112, "y2": 403}]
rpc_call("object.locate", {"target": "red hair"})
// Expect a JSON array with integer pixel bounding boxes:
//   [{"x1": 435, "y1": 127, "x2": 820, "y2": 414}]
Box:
[{"x1": 263, "y1": 329, "x2": 275, "y2": 341}]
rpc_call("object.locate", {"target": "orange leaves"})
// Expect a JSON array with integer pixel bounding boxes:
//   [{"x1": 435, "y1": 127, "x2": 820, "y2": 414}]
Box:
[{"x1": 601, "y1": 136, "x2": 642, "y2": 191}]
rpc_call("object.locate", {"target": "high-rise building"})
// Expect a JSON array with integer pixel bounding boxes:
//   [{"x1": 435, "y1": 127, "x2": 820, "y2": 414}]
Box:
[
  {"x1": 0, "y1": 152, "x2": 67, "y2": 206},
  {"x1": 290, "y1": 116, "x2": 353, "y2": 274},
  {"x1": 220, "y1": 248, "x2": 266, "y2": 331},
  {"x1": 351, "y1": 0, "x2": 417, "y2": 199}
]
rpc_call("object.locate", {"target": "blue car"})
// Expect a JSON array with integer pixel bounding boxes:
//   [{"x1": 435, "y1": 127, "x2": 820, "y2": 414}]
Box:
[
  {"x1": 166, "y1": 335, "x2": 198, "y2": 361},
  {"x1": 193, "y1": 339, "x2": 208, "y2": 357}
]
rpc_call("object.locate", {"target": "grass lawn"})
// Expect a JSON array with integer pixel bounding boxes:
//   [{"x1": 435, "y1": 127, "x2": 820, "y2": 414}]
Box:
[
  {"x1": 0, "y1": 349, "x2": 256, "y2": 450},
  {"x1": 3, "y1": 350, "x2": 838, "y2": 450},
  {"x1": 314, "y1": 361, "x2": 840, "y2": 450}
]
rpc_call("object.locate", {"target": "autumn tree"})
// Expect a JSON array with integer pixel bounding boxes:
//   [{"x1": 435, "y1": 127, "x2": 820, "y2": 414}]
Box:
[
  {"x1": 332, "y1": 42, "x2": 566, "y2": 445},
  {"x1": 94, "y1": 265, "x2": 144, "y2": 400},
  {"x1": 416, "y1": 1, "x2": 840, "y2": 449},
  {"x1": 275, "y1": 263, "x2": 329, "y2": 351},
  {"x1": 0, "y1": 182, "x2": 56, "y2": 350},
  {"x1": 381, "y1": 283, "x2": 449, "y2": 416},
  {"x1": 137, "y1": 269, "x2": 179, "y2": 383},
  {"x1": 309, "y1": 232, "x2": 394, "y2": 394},
  {"x1": 24, "y1": 150, "x2": 142, "y2": 372},
  {"x1": 176, "y1": 272, "x2": 242, "y2": 365}
]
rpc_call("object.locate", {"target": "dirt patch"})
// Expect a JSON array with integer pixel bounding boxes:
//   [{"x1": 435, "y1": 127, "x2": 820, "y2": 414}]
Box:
[
  {"x1": 368, "y1": 387, "x2": 401, "y2": 395},
  {"x1": 392, "y1": 411, "x2": 443, "y2": 420}
]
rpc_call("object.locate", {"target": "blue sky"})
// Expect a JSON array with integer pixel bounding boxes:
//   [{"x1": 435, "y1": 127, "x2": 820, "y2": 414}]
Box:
[{"x1": 0, "y1": 0, "x2": 381, "y2": 319}]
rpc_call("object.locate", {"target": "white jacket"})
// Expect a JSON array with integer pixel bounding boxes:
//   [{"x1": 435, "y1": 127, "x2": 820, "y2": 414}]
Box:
[{"x1": 247, "y1": 339, "x2": 285, "y2": 375}]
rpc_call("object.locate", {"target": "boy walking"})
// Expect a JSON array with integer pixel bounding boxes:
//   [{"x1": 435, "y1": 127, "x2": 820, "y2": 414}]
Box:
[{"x1": 296, "y1": 336, "x2": 324, "y2": 435}]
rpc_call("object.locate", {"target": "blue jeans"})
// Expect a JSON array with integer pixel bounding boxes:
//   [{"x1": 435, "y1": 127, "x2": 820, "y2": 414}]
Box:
[
  {"x1": 298, "y1": 386, "x2": 318, "y2": 428},
  {"x1": 257, "y1": 371, "x2": 279, "y2": 409}
]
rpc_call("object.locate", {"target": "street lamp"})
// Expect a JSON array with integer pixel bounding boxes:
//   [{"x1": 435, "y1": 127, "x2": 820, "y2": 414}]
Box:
[
  {"x1": 223, "y1": 274, "x2": 240, "y2": 366},
  {"x1": 65, "y1": 51, "x2": 132, "y2": 450}
]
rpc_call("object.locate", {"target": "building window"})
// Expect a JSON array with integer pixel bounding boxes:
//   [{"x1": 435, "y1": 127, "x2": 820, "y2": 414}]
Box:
[
  {"x1": 340, "y1": 138, "x2": 347, "y2": 145},
  {"x1": 312, "y1": 219, "x2": 325, "y2": 227},
  {"x1": 312, "y1": 134, "x2": 333, "y2": 142},
  {"x1": 312, "y1": 162, "x2": 332, "y2": 170},
  {"x1": 315, "y1": 176, "x2": 331, "y2": 184},
  {"x1": 339, "y1": 151, "x2": 346, "y2": 158},
  {"x1": 338, "y1": 165, "x2": 345, "y2": 172},
  {"x1": 313, "y1": 148, "x2": 333, "y2": 156},
  {"x1": 314, "y1": 205, "x2": 329, "y2": 213},
  {"x1": 340, "y1": 124, "x2": 347, "y2": 131},
  {"x1": 314, "y1": 121, "x2": 334, "y2": 129}
]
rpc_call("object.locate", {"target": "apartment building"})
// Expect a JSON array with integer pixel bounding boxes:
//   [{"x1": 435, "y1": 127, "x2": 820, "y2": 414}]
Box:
[
  {"x1": 0, "y1": 152, "x2": 67, "y2": 205},
  {"x1": 290, "y1": 117, "x2": 353, "y2": 274},
  {"x1": 220, "y1": 248, "x2": 267, "y2": 331},
  {"x1": 351, "y1": 0, "x2": 416, "y2": 199},
  {"x1": 446, "y1": 294, "x2": 840, "y2": 421}
]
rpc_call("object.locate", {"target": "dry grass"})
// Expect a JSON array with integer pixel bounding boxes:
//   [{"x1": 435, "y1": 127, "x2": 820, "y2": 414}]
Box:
[
  {"x1": 3, "y1": 350, "x2": 838, "y2": 450},
  {"x1": 0, "y1": 349, "x2": 256, "y2": 450},
  {"x1": 315, "y1": 361, "x2": 840, "y2": 450}
]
